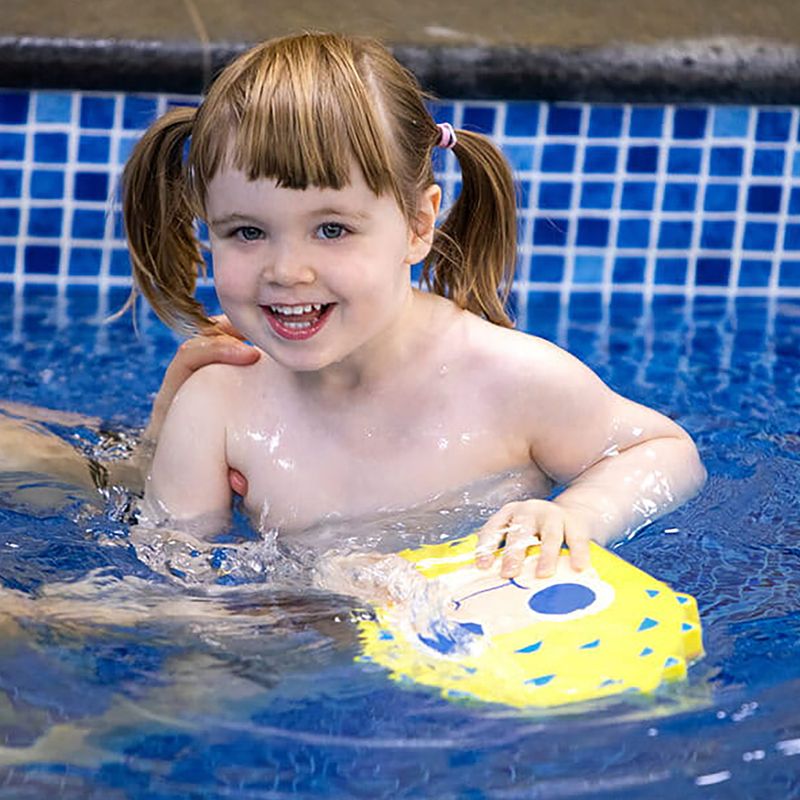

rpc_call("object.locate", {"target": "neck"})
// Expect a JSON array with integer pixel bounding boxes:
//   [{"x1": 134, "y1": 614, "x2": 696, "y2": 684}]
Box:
[{"x1": 292, "y1": 289, "x2": 441, "y2": 402}]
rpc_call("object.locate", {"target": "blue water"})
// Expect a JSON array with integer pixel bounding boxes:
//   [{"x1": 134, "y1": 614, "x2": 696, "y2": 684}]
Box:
[{"x1": 0, "y1": 283, "x2": 799, "y2": 799}]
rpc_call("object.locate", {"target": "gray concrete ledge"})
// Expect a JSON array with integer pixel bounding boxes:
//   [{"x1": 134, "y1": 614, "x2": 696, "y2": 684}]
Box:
[{"x1": 2, "y1": 35, "x2": 800, "y2": 103}]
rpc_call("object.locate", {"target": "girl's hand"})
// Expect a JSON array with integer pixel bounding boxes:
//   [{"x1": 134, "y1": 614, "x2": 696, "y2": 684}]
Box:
[
  {"x1": 144, "y1": 315, "x2": 259, "y2": 444},
  {"x1": 474, "y1": 499, "x2": 593, "y2": 579}
]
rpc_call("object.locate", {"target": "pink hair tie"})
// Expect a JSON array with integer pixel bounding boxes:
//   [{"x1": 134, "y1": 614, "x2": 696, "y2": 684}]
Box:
[{"x1": 436, "y1": 122, "x2": 457, "y2": 150}]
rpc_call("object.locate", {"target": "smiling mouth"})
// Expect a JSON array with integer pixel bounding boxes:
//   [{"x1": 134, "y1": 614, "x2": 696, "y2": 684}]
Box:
[{"x1": 261, "y1": 303, "x2": 335, "y2": 340}]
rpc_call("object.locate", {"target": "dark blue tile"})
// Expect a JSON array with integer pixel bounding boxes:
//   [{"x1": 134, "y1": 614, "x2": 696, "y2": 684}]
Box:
[
  {"x1": 0, "y1": 169, "x2": 22, "y2": 198},
  {"x1": 533, "y1": 217, "x2": 568, "y2": 245},
  {"x1": 429, "y1": 102, "x2": 454, "y2": 125},
  {"x1": 538, "y1": 182, "x2": 572, "y2": 209},
  {"x1": 110, "y1": 249, "x2": 131, "y2": 275},
  {"x1": 583, "y1": 146, "x2": 617, "y2": 173},
  {"x1": 704, "y1": 183, "x2": 738, "y2": 212},
  {"x1": 658, "y1": 220, "x2": 693, "y2": 249},
  {"x1": 74, "y1": 172, "x2": 109, "y2": 201},
  {"x1": 531, "y1": 254, "x2": 564, "y2": 282},
  {"x1": 784, "y1": 223, "x2": 800, "y2": 250},
  {"x1": 546, "y1": 105, "x2": 581, "y2": 136},
  {"x1": 80, "y1": 96, "x2": 115, "y2": 129},
  {"x1": 790, "y1": 187, "x2": 800, "y2": 214},
  {"x1": 779, "y1": 261, "x2": 800, "y2": 287},
  {"x1": 579, "y1": 182, "x2": 613, "y2": 209},
  {"x1": 630, "y1": 107, "x2": 664, "y2": 137},
  {"x1": 0, "y1": 245, "x2": 13, "y2": 272},
  {"x1": 34, "y1": 132, "x2": 68, "y2": 163},
  {"x1": 752, "y1": 149, "x2": 785, "y2": 176},
  {"x1": 738, "y1": 259, "x2": 772, "y2": 287},
  {"x1": 69, "y1": 248, "x2": 102, "y2": 275},
  {"x1": 462, "y1": 106, "x2": 496, "y2": 135},
  {"x1": 0, "y1": 208, "x2": 20, "y2": 236},
  {"x1": 617, "y1": 219, "x2": 650, "y2": 248},
  {"x1": 0, "y1": 133, "x2": 25, "y2": 160},
  {"x1": 28, "y1": 207, "x2": 63, "y2": 237},
  {"x1": 755, "y1": 110, "x2": 792, "y2": 142},
  {"x1": 573, "y1": 255, "x2": 604, "y2": 283},
  {"x1": 503, "y1": 144, "x2": 534, "y2": 171},
  {"x1": 541, "y1": 144, "x2": 576, "y2": 173},
  {"x1": 667, "y1": 147, "x2": 702, "y2": 175},
  {"x1": 24, "y1": 244, "x2": 59, "y2": 273},
  {"x1": 72, "y1": 209, "x2": 106, "y2": 239},
  {"x1": 709, "y1": 146, "x2": 744, "y2": 176},
  {"x1": 613, "y1": 256, "x2": 645, "y2": 283},
  {"x1": 588, "y1": 107, "x2": 623, "y2": 138},
  {"x1": 516, "y1": 180, "x2": 532, "y2": 206},
  {"x1": 696, "y1": 257, "x2": 731, "y2": 286},
  {"x1": 113, "y1": 210, "x2": 125, "y2": 238},
  {"x1": 626, "y1": 146, "x2": 659, "y2": 173},
  {"x1": 123, "y1": 96, "x2": 159, "y2": 130},
  {"x1": 747, "y1": 185, "x2": 782, "y2": 213},
  {"x1": 701, "y1": 220, "x2": 735, "y2": 249},
  {"x1": 0, "y1": 92, "x2": 29, "y2": 124},
  {"x1": 655, "y1": 258, "x2": 687, "y2": 284},
  {"x1": 78, "y1": 135, "x2": 111, "y2": 164},
  {"x1": 673, "y1": 108, "x2": 708, "y2": 139},
  {"x1": 742, "y1": 221, "x2": 777, "y2": 251},
  {"x1": 662, "y1": 182, "x2": 697, "y2": 212},
  {"x1": 621, "y1": 181, "x2": 655, "y2": 210},
  {"x1": 576, "y1": 218, "x2": 609, "y2": 247},
  {"x1": 31, "y1": 170, "x2": 64, "y2": 199}
]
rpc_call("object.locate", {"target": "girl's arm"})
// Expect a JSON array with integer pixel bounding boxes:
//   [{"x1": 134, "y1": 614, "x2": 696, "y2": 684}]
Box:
[
  {"x1": 139, "y1": 365, "x2": 234, "y2": 534},
  {"x1": 477, "y1": 339, "x2": 706, "y2": 578}
]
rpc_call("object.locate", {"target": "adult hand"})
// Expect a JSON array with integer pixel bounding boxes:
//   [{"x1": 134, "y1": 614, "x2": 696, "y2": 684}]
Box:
[
  {"x1": 474, "y1": 499, "x2": 592, "y2": 579},
  {"x1": 143, "y1": 315, "x2": 260, "y2": 444}
]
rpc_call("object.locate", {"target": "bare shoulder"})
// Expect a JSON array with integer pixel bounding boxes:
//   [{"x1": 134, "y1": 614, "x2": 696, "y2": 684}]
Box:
[{"x1": 455, "y1": 312, "x2": 592, "y2": 390}]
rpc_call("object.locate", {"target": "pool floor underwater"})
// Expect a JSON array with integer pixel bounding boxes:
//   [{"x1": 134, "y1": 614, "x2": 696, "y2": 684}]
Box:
[{"x1": 0, "y1": 285, "x2": 798, "y2": 799}]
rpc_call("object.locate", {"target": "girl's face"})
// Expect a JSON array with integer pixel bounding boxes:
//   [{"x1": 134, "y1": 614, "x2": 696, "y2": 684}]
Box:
[{"x1": 205, "y1": 163, "x2": 438, "y2": 378}]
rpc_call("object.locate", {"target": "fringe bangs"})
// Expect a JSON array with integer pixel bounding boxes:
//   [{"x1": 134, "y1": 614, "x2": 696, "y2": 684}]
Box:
[{"x1": 190, "y1": 34, "x2": 400, "y2": 207}]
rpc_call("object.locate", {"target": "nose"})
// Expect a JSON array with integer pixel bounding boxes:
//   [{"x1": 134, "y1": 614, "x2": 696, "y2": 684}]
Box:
[{"x1": 265, "y1": 239, "x2": 316, "y2": 286}]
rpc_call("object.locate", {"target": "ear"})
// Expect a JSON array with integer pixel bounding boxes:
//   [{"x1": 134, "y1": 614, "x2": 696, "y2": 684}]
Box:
[{"x1": 405, "y1": 184, "x2": 442, "y2": 264}]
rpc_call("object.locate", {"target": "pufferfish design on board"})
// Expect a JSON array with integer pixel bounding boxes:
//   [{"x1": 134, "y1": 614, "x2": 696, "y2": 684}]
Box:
[{"x1": 357, "y1": 536, "x2": 704, "y2": 708}]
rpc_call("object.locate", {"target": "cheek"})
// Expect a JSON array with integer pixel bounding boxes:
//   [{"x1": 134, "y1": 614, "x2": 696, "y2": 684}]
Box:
[{"x1": 211, "y1": 255, "x2": 253, "y2": 300}]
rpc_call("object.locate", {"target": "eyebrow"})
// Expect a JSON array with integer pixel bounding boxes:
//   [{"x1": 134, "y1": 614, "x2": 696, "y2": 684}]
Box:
[{"x1": 209, "y1": 208, "x2": 372, "y2": 228}]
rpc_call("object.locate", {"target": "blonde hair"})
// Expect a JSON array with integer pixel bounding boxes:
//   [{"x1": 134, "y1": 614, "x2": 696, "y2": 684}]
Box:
[{"x1": 123, "y1": 32, "x2": 518, "y2": 333}]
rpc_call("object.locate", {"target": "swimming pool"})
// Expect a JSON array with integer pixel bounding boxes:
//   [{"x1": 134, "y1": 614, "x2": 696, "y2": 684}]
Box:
[{"x1": 0, "y1": 283, "x2": 798, "y2": 798}]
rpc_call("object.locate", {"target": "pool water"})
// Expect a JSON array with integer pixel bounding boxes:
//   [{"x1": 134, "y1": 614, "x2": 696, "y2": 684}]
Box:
[{"x1": 0, "y1": 283, "x2": 799, "y2": 799}]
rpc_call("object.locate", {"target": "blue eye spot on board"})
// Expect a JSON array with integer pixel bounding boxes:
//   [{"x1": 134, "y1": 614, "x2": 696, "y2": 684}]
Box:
[{"x1": 528, "y1": 583, "x2": 597, "y2": 615}]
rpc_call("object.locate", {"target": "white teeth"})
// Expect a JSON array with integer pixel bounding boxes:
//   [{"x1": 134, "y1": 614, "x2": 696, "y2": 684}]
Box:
[{"x1": 269, "y1": 303, "x2": 324, "y2": 315}]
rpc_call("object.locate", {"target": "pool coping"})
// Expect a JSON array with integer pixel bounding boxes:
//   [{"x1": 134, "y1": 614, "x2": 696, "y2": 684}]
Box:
[{"x1": 2, "y1": 35, "x2": 800, "y2": 102}]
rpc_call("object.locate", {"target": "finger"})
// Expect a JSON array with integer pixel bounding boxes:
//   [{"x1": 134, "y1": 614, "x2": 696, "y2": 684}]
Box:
[
  {"x1": 535, "y1": 516, "x2": 565, "y2": 578},
  {"x1": 228, "y1": 468, "x2": 248, "y2": 497},
  {"x1": 566, "y1": 533, "x2": 591, "y2": 572},
  {"x1": 474, "y1": 507, "x2": 516, "y2": 568},
  {"x1": 211, "y1": 315, "x2": 246, "y2": 340},
  {"x1": 499, "y1": 528, "x2": 537, "y2": 578},
  {"x1": 177, "y1": 337, "x2": 259, "y2": 371}
]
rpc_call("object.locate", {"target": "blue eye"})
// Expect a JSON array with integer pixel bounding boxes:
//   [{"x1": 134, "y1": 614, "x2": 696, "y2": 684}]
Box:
[
  {"x1": 317, "y1": 222, "x2": 347, "y2": 240},
  {"x1": 234, "y1": 226, "x2": 264, "y2": 242}
]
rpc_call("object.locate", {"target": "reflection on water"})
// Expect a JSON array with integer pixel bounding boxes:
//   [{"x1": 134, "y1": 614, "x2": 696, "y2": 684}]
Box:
[{"x1": 0, "y1": 288, "x2": 798, "y2": 797}]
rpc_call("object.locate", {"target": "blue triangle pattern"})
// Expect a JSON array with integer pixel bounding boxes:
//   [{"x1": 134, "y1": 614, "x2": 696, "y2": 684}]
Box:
[{"x1": 638, "y1": 617, "x2": 659, "y2": 632}]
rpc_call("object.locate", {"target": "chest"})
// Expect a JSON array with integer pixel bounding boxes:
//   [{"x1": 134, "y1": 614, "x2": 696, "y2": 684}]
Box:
[{"x1": 227, "y1": 396, "x2": 535, "y2": 530}]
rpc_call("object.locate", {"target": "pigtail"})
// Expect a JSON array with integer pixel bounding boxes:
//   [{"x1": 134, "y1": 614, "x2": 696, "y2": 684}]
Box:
[
  {"x1": 122, "y1": 106, "x2": 213, "y2": 334},
  {"x1": 423, "y1": 129, "x2": 517, "y2": 328}
]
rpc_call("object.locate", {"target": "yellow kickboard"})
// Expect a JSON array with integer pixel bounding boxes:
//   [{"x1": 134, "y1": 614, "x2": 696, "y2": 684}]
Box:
[{"x1": 358, "y1": 536, "x2": 704, "y2": 708}]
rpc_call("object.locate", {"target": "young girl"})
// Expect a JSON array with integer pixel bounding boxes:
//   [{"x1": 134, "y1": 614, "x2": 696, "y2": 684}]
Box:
[{"x1": 122, "y1": 31, "x2": 705, "y2": 584}]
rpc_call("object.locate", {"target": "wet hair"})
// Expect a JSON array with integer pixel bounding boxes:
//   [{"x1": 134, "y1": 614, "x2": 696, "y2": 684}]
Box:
[{"x1": 123, "y1": 31, "x2": 518, "y2": 333}]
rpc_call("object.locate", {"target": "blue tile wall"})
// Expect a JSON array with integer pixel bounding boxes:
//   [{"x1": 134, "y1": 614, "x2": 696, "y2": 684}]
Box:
[{"x1": 1, "y1": 90, "x2": 800, "y2": 300}]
